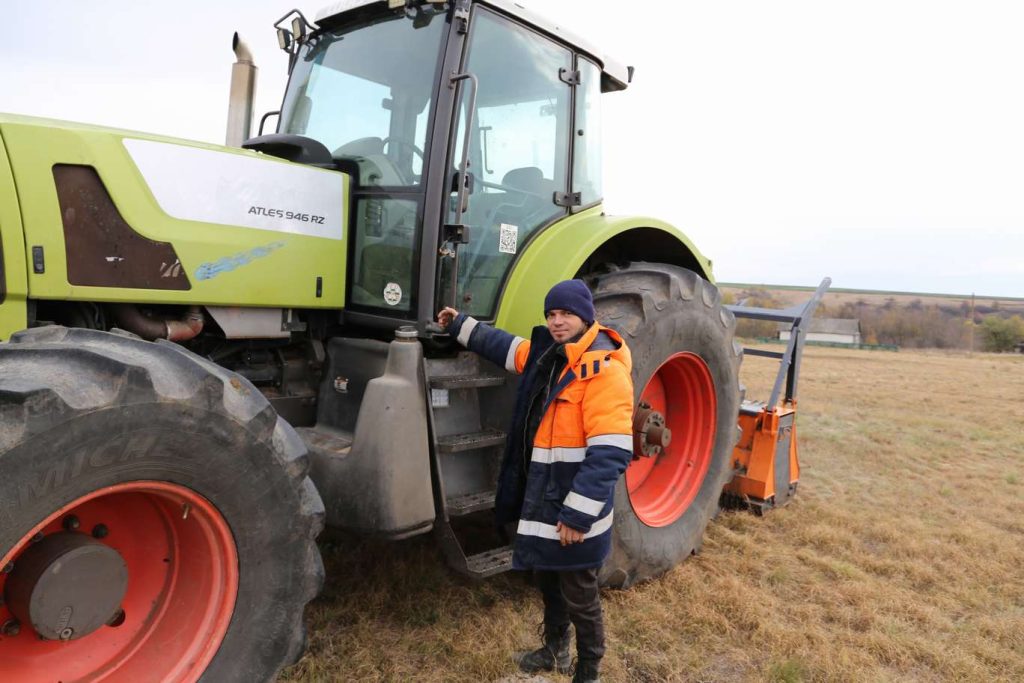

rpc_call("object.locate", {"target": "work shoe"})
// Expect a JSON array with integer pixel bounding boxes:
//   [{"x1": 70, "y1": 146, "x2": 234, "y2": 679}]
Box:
[
  {"x1": 571, "y1": 658, "x2": 601, "y2": 683},
  {"x1": 514, "y1": 625, "x2": 572, "y2": 674}
]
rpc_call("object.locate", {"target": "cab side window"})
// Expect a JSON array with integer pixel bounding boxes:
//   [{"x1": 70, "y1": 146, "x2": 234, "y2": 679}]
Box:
[
  {"x1": 573, "y1": 58, "x2": 603, "y2": 208},
  {"x1": 447, "y1": 8, "x2": 572, "y2": 318}
]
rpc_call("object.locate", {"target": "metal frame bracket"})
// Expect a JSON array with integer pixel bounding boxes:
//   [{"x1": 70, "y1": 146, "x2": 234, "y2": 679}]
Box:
[
  {"x1": 280, "y1": 308, "x2": 308, "y2": 333},
  {"x1": 452, "y1": 0, "x2": 471, "y2": 33},
  {"x1": 442, "y1": 223, "x2": 471, "y2": 245},
  {"x1": 726, "y1": 277, "x2": 832, "y2": 407},
  {"x1": 553, "y1": 191, "x2": 582, "y2": 207},
  {"x1": 559, "y1": 67, "x2": 581, "y2": 85}
]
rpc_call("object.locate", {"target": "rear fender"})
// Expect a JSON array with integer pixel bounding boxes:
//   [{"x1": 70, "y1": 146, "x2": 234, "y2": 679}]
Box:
[{"x1": 494, "y1": 205, "x2": 714, "y2": 336}]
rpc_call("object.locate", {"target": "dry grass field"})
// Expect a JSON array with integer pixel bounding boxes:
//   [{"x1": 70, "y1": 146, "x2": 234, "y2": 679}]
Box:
[{"x1": 282, "y1": 346, "x2": 1024, "y2": 682}]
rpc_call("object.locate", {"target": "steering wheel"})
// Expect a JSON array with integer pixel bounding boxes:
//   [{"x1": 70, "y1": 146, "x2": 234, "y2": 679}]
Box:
[
  {"x1": 381, "y1": 137, "x2": 425, "y2": 163},
  {"x1": 379, "y1": 137, "x2": 425, "y2": 185}
]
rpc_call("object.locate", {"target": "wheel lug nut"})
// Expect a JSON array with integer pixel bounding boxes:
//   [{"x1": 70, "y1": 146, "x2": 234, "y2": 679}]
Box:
[
  {"x1": 63, "y1": 515, "x2": 81, "y2": 531},
  {"x1": 31, "y1": 532, "x2": 44, "y2": 543},
  {"x1": 1, "y1": 619, "x2": 20, "y2": 637},
  {"x1": 2, "y1": 563, "x2": 12, "y2": 574},
  {"x1": 107, "y1": 608, "x2": 126, "y2": 627},
  {"x1": 59, "y1": 627, "x2": 74, "y2": 641},
  {"x1": 92, "y1": 524, "x2": 110, "y2": 539}
]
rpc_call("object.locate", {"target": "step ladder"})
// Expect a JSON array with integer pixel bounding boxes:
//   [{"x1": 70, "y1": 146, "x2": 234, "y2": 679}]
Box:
[{"x1": 424, "y1": 351, "x2": 515, "y2": 578}]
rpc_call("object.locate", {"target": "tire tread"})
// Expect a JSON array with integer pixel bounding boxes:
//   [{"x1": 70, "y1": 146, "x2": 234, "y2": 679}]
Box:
[
  {"x1": 591, "y1": 264, "x2": 742, "y2": 588},
  {"x1": 0, "y1": 326, "x2": 323, "y2": 682}
]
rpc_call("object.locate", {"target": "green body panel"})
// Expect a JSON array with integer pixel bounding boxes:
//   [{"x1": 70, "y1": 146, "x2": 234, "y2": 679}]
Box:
[
  {"x1": 0, "y1": 114, "x2": 349, "y2": 315},
  {"x1": 0, "y1": 130, "x2": 29, "y2": 339},
  {"x1": 0, "y1": 114, "x2": 713, "y2": 342},
  {"x1": 493, "y1": 206, "x2": 714, "y2": 337}
]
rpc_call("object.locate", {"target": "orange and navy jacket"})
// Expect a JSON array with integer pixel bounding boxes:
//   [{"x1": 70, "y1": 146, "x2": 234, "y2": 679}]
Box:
[{"x1": 449, "y1": 313, "x2": 634, "y2": 571}]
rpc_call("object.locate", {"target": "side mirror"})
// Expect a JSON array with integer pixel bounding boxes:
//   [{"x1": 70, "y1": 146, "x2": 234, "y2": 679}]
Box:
[{"x1": 291, "y1": 17, "x2": 307, "y2": 40}]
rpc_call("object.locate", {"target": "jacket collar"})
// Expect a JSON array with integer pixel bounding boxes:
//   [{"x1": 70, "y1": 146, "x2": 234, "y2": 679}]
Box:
[
  {"x1": 538, "y1": 323, "x2": 629, "y2": 411},
  {"x1": 563, "y1": 322, "x2": 624, "y2": 368}
]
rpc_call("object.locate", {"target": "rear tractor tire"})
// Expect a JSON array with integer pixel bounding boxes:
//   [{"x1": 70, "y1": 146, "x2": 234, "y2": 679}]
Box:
[
  {"x1": 591, "y1": 263, "x2": 741, "y2": 588},
  {"x1": 0, "y1": 326, "x2": 324, "y2": 683}
]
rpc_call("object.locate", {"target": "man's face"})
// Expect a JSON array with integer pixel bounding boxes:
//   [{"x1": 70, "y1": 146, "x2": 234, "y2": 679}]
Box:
[{"x1": 546, "y1": 309, "x2": 588, "y2": 343}]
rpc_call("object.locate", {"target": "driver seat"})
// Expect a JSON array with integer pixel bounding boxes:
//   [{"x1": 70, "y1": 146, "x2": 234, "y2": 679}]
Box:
[
  {"x1": 502, "y1": 166, "x2": 545, "y2": 195},
  {"x1": 469, "y1": 166, "x2": 553, "y2": 225},
  {"x1": 333, "y1": 137, "x2": 405, "y2": 186}
]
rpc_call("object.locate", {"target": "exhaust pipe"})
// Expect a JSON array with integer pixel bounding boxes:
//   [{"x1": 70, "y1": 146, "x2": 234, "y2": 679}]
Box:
[
  {"x1": 226, "y1": 32, "x2": 257, "y2": 147},
  {"x1": 110, "y1": 305, "x2": 205, "y2": 343}
]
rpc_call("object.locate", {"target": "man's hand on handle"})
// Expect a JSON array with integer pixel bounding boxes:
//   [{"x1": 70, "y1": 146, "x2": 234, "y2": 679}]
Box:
[{"x1": 437, "y1": 307, "x2": 459, "y2": 330}]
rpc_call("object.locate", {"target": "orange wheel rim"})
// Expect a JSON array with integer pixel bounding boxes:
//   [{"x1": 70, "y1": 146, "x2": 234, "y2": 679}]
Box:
[
  {"x1": 626, "y1": 352, "x2": 717, "y2": 527},
  {"x1": 0, "y1": 481, "x2": 238, "y2": 683}
]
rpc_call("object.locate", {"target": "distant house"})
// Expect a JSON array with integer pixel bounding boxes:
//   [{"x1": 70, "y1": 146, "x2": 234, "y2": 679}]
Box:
[{"x1": 778, "y1": 318, "x2": 861, "y2": 345}]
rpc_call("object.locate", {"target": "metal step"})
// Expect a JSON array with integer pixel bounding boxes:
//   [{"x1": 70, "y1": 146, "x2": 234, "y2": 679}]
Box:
[
  {"x1": 436, "y1": 521, "x2": 514, "y2": 579},
  {"x1": 446, "y1": 490, "x2": 496, "y2": 516},
  {"x1": 465, "y1": 546, "x2": 513, "y2": 578},
  {"x1": 437, "y1": 428, "x2": 506, "y2": 453},
  {"x1": 294, "y1": 426, "x2": 353, "y2": 458},
  {"x1": 430, "y1": 374, "x2": 506, "y2": 390}
]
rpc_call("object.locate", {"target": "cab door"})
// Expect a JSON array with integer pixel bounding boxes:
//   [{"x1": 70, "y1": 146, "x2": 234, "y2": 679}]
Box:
[{"x1": 442, "y1": 6, "x2": 574, "y2": 320}]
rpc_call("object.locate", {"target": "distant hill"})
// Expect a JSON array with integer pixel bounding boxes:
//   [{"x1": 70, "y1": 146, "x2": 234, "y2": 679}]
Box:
[{"x1": 719, "y1": 283, "x2": 1024, "y2": 316}]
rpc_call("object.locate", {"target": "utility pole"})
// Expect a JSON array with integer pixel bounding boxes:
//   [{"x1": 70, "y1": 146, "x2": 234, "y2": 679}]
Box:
[{"x1": 969, "y1": 293, "x2": 975, "y2": 355}]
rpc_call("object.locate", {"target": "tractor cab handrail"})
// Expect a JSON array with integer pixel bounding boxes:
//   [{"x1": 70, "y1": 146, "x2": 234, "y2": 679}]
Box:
[
  {"x1": 445, "y1": 70, "x2": 480, "y2": 309},
  {"x1": 726, "y1": 277, "x2": 831, "y2": 409}
]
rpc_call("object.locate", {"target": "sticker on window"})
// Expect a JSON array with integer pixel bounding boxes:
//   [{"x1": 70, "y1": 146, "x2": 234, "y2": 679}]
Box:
[
  {"x1": 499, "y1": 223, "x2": 519, "y2": 254},
  {"x1": 383, "y1": 282, "x2": 402, "y2": 306}
]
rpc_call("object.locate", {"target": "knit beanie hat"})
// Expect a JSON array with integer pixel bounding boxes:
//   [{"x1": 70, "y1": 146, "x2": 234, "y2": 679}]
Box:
[{"x1": 544, "y1": 279, "x2": 595, "y2": 325}]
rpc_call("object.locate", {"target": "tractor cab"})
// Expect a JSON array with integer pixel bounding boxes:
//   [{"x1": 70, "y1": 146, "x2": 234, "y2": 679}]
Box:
[{"x1": 270, "y1": 0, "x2": 629, "y2": 328}]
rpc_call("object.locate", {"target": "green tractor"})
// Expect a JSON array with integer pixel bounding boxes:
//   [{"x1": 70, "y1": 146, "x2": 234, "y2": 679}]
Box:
[{"x1": 0, "y1": 1, "x2": 826, "y2": 680}]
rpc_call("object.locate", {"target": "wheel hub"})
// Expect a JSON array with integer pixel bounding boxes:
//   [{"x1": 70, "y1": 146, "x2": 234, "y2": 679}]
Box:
[
  {"x1": 4, "y1": 532, "x2": 127, "y2": 641},
  {"x1": 633, "y1": 400, "x2": 673, "y2": 458}
]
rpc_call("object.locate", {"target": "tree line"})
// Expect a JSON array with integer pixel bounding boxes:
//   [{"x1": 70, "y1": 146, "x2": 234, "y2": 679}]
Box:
[{"x1": 725, "y1": 289, "x2": 1024, "y2": 352}]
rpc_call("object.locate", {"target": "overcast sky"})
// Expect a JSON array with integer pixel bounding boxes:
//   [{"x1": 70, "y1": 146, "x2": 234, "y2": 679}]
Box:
[{"x1": 2, "y1": 1, "x2": 1022, "y2": 297}]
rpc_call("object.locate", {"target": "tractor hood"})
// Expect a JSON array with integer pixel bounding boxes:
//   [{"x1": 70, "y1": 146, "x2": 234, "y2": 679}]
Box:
[{"x1": 0, "y1": 113, "x2": 349, "y2": 310}]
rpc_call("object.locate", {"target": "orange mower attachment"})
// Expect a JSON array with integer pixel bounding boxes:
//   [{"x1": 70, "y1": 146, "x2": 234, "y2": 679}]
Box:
[{"x1": 722, "y1": 278, "x2": 831, "y2": 514}]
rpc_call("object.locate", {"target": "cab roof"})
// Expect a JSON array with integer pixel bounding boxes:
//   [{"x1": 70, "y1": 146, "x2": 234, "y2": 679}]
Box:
[{"x1": 313, "y1": 0, "x2": 632, "y2": 92}]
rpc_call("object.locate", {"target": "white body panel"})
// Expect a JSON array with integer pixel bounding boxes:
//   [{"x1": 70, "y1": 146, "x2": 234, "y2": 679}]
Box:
[{"x1": 124, "y1": 138, "x2": 346, "y2": 240}]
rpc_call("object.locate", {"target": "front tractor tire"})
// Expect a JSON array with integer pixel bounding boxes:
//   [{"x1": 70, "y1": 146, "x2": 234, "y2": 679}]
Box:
[
  {"x1": 0, "y1": 327, "x2": 324, "y2": 683},
  {"x1": 591, "y1": 263, "x2": 741, "y2": 588}
]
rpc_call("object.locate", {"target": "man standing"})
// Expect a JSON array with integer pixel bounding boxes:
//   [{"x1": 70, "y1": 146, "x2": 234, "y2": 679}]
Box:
[{"x1": 438, "y1": 279, "x2": 634, "y2": 683}]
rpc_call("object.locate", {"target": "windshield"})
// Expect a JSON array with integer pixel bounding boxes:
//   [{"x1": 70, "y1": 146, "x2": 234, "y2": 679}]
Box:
[{"x1": 279, "y1": 6, "x2": 447, "y2": 187}]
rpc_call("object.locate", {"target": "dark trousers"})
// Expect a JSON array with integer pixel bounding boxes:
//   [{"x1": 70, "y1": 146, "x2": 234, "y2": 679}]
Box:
[{"x1": 535, "y1": 568, "x2": 606, "y2": 662}]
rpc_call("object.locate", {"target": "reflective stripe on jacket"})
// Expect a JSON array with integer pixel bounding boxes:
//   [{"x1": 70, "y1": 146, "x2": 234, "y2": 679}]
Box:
[{"x1": 449, "y1": 313, "x2": 634, "y2": 571}]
